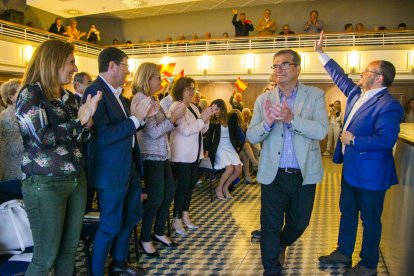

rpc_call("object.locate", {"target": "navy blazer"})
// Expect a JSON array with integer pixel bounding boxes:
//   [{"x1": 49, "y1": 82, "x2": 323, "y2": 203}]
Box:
[
  {"x1": 325, "y1": 59, "x2": 404, "y2": 190},
  {"x1": 82, "y1": 76, "x2": 143, "y2": 189}
]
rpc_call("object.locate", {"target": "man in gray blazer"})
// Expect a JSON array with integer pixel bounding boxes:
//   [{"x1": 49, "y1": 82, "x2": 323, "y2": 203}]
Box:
[{"x1": 247, "y1": 49, "x2": 328, "y2": 276}]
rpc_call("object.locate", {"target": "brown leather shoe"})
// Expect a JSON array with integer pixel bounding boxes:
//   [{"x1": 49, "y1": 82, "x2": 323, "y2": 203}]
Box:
[{"x1": 109, "y1": 260, "x2": 147, "y2": 276}]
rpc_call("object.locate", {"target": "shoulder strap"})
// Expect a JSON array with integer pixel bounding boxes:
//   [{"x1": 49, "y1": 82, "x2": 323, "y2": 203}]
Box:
[{"x1": 187, "y1": 105, "x2": 202, "y2": 163}]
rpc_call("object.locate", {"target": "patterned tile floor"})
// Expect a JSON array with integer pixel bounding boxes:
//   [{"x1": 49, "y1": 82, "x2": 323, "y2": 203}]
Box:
[{"x1": 75, "y1": 157, "x2": 389, "y2": 275}]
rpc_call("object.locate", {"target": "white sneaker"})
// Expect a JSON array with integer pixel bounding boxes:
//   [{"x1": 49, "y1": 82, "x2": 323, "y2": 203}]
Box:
[{"x1": 322, "y1": 151, "x2": 330, "y2": 156}]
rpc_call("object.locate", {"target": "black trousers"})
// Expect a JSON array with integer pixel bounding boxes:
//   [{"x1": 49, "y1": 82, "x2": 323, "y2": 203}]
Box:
[
  {"x1": 260, "y1": 169, "x2": 316, "y2": 275},
  {"x1": 173, "y1": 161, "x2": 199, "y2": 219},
  {"x1": 140, "y1": 160, "x2": 175, "y2": 241}
]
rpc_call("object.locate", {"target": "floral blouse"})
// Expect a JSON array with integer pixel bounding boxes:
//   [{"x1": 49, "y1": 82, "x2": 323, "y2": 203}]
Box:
[{"x1": 15, "y1": 82, "x2": 91, "y2": 178}]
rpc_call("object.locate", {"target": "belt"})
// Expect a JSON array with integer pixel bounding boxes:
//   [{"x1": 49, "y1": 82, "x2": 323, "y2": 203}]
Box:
[{"x1": 278, "y1": 167, "x2": 301, "y2": 174}]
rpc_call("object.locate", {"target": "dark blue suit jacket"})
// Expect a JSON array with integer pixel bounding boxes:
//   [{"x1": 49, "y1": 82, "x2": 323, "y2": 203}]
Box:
[
  {"x1": 325, "y1": 59, "x2": 404, "y2": 190},
  {"x1": 82, "y1": 76, "x2": 143, "y2": 189}
]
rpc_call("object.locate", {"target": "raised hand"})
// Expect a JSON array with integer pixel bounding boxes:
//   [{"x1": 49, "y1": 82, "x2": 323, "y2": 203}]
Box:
[
  {"x1": 200, "y1": 104, "x2": 216, "y2": 123},
  {"x1": 314, "y1": 31, "x2": 324, "y2": 53},
  {"x1": 232, "y1": 8, "x2": 238, "y2": 15}
]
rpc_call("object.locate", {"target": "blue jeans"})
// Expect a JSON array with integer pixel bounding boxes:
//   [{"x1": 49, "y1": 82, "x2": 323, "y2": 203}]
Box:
[{"x1": 338, "y1": 176, "x2": 386, "y2": 268}]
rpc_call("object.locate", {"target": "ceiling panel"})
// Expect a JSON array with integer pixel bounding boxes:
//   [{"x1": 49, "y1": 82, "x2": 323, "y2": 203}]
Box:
[{"x1": 26, "y1": 0, "x2": 314, "y2": 19}]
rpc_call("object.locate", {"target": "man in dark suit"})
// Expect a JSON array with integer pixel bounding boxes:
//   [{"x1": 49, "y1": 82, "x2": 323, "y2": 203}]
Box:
[
  {"x1": 83, "y1": 47, "x2": 153, "y2": 276},
  {"x1": 73, "y1": 72, "x2": 92, "y2": 106},
  {"x1": 315, "y1": 32, "x2": 404, "y2": 276},
  {"x1": 48, "y1": 17, "x2": 65, "y2": 35},
  {"x1": 232, "y1": 8, "x2": 254, "y2": 37}
]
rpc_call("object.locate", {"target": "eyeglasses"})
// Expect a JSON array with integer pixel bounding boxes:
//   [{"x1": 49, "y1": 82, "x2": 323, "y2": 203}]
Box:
[
  {"x1": 361, "y1": 69, "x2": 381, "y2": 75},
  {"x1": 119, "y1": 62, "x2": 129, "y2": 69},
  {"x1": 271, "y1": 62, "x2": 297, "y2": 70},
  {"x1": 185, "y1": 87, "x2": 196, "y2": 92}
]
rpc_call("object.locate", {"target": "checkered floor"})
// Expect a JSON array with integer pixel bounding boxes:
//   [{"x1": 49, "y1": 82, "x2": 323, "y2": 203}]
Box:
[{"x1": 74, "y1": 157, "x2": 389, "y2": 275}]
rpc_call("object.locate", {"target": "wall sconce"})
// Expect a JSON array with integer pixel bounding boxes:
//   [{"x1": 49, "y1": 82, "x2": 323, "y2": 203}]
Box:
[
  {"x1": 128, "y1": 59, "x2": 137, "y2": 76},
  {"x1": 349, "y1": 50, "x2": 359, "y2": 74},
  {"x1": 160, "y1": 56, "x2": 171, "y2": 65},
  {"x1": 245, "y1": 53, "x2": 255, "y2": 74},
  {"x1": 200, "y1": 55, "x2": 210, "y2": 75},
  {"x1": 24, "y1": 45, "x2": 33, "y2": 64}
]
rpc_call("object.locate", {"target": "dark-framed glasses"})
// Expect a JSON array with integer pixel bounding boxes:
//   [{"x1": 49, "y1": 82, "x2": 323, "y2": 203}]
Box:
[
  {"x1": 270, "y1": 62, "x2": 297, "y2": 70},
  {"x1": 119, "y1": 62, "x2": 129, "y2": 69},
  {"x1": 361, "y1": 69, "x2": 381, "y2": 75}
]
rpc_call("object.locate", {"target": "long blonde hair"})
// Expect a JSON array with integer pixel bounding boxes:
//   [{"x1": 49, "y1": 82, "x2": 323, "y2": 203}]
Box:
[
  {"x1": 22, "y1": 39, "x2": 74, "y2": 100},
  {"x1": 131, "y1": 62, "x2": 160, "y2": 96}
]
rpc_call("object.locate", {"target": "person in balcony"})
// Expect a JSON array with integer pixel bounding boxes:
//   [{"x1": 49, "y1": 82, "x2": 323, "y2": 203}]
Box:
[
  {"x1": 344, "y1": 23, "x2": 353, "y2": 32},
  {"x1": 48, "y1": 17, "x2": 65, "y2": 35},
  {"x1": 232, "y1": 8, "x2": 254, "y2": 37},
  {"x1": 87, "y1": 24, "x2": 101, "y2": 44},
  {"x1": 279, "y1": 24, "x2": 295, "y2": 35},
  {"x1": 256, "y1": 9, "x2": 276, "y2": 36},
  {"x1": 303, "y1": 10, "x2": 324, "y2": 33},
  {"x1": 64, "y1": 20, "x2": 86, "y2": 40}
]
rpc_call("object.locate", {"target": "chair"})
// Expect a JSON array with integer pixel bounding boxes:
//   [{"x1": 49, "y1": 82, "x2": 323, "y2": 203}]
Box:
[
  {"x1": 80, "y1": 212, "x2": 100, "y2": 276},
  {"x1": 80, "y1": 212, "x2": 141, "y2": 275},
  {"x1": 198, "y1": 158, "x2": 223, "y2": 202}
]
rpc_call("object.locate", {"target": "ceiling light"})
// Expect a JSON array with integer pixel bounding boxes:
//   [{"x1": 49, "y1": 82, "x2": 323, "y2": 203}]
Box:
[
  {"x1": 64, "y1": 9, "x2": 82, "y2": 16},
  {"x1": 125, "y1": 0, "x2": 146, "y2": 8}
]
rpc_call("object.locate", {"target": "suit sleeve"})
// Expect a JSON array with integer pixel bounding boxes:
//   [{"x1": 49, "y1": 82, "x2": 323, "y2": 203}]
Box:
[
  {"x1": 83, "y1": 86, "x2": 136, "y2": 146},
  {"x1": 232, "y1": 14, "x2": 237, "y2": 26},
  {"x1": 324, "y1": 59, "x2": 357, "y2": 97}
]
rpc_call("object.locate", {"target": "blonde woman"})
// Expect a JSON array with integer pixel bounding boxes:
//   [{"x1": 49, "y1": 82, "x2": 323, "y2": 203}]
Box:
[{"x1": 131, "y1": 62, "x2": 186, "y2": 256}]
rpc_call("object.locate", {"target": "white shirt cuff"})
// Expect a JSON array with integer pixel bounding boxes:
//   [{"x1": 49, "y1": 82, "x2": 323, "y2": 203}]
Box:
[
  {"x1": 318, "y1": 52, "x2": 331, "y2": 66},
  {"x1": 129, "y1": 116, "x2": 140, "y2": 129}
]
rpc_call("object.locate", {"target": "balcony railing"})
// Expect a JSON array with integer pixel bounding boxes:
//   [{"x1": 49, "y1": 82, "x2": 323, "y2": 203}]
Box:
[{"x1": 1, "y1": 19, "x2": 413, "y2": 57}]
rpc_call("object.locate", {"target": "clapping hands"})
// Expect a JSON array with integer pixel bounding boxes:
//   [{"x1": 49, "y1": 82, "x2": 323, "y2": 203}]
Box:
[
  {"x1": 263, "y1": 98, "x2": 293, "y2": 126},
  {"x1": 131, "y1": 95, "x2": 153, "y2": 121},
  {"x1": 200, "y1": 103, "x2": 218, "y2": 123},
  {"x1": 78, "y1": 91, "x2": 102, "y2": 127}
]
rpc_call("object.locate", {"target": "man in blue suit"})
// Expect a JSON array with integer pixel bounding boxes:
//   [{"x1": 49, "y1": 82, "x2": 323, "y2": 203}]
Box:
[
  {"x1": 315, "y1": 32, "x2": 404, "y2": 276},
  {"x1": 83, "y1": 47, "x2": 153, "y2": 276}
]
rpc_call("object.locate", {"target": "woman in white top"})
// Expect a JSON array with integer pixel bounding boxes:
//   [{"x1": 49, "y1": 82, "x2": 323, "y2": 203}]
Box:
[
  {"x1": 206, "y1": 100, "x2": 243, "y2": 200},
  {"x1": 169, "y1": 77, "x2": 216, "y2": 235},
  {"x1": 323, "y1": 100, "x2": 342, "y2": 155}
]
